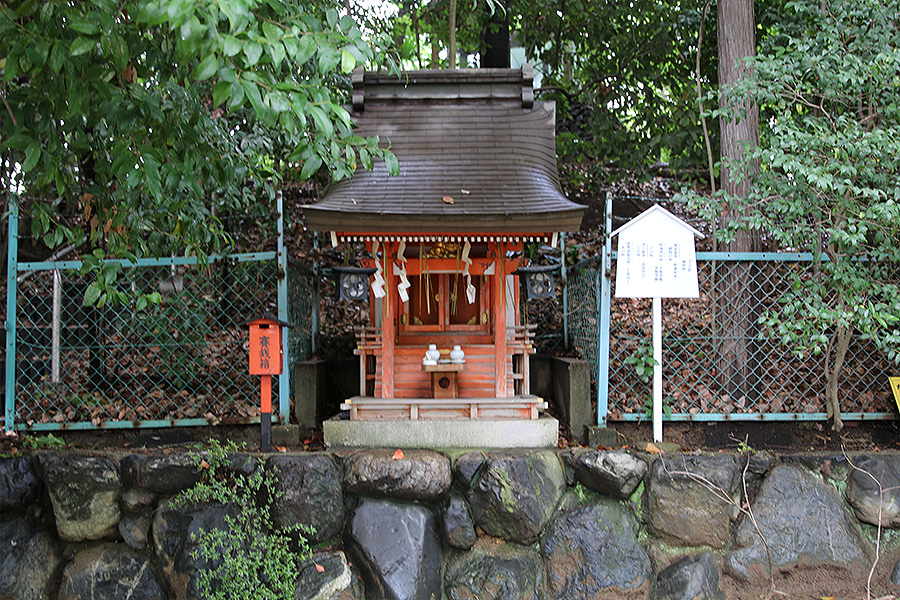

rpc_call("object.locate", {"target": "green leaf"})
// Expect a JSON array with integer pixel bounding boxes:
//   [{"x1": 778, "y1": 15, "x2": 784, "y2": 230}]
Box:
[
  {"x1": 212, "y1": 80, "x2": 233, "y2": 107},
  {"x1": 48, "y1": 41, "x2": 67, "y2": 73},
  {"x1": 83, "y1": 282, "x2": 102, "y2": 307},
  {"x1": 325, "y1": 8, "x2": 339, "y2": 28},
  {"x1": 244, "y1": 42, "x2": 263, "y2": 66},
  {"x1": 108, "y1": 33, "x2": 129, "y2": 72},
  {"x1": 194, "y1": 54, "x2": 219, "y2": 80},
  {"x1": 383, "y1": 151, "x2": 399, "y2": 176},
  {"x1": 308, "y1": 104, "x2": 333, "y2": 135},
  {"x1": 293, "y1": 35, "x2": 316, "y2": 64},
  {"x1": 268, "y1": 42, "x2": 285, "y2": 69},
  {"x1": 22, "y1": 138, "x2": 41, "y2": 172},
  {"x1": 300, "y1": 154, "x2": 322, "y2": 179},
  {"x1": 340, "y1": 49, "x2": 356, "y2": 74},
  {"x1": 317, "y1": 47, "x2": 340, "y2": 73},
  {"x1": 222, "y1": 35, "x2": 242, "y2": 57},
  {"x1": 69, "y1": 37, "x2": 97, "y2": 57},
  {"x1": 69, "y1": 18, "x2": 99, "y2": 34},
  {"x1": 241, "y1": 79, "x2": 265, "y2": 118}
]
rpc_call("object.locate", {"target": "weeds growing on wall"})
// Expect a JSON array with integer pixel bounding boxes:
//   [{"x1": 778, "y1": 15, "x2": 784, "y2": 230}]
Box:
[{"x1": 175, "y1": 440, "x2": 314, "y2": 600}]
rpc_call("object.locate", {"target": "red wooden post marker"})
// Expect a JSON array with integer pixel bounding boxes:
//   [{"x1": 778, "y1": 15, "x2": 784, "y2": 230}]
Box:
[{"x1": 244, "y1": 315, "x2": 290, "y2": 451}]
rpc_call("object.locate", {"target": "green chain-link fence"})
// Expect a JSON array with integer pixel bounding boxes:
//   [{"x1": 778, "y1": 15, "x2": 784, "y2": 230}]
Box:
[
  {"x1": 7, "y1": 253, "x2": 316, "y2": 430},
  {"x1": 564, "y1": 253, "x2": 897, "y2": 422}
]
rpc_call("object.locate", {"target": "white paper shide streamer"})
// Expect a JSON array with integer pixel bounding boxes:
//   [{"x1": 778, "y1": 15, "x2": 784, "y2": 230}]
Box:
[
  {"x1": 461, "y1": 240, "x2": 476, "y2": 304},
  {"x1": 371, "y1": 240, "x2": 386, "y2": 299},
  {"x1": 396, "y1": 239, "x2": 410, "y2": 303}
]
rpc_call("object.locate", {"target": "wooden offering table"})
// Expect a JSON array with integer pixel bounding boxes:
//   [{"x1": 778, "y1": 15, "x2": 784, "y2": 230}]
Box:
[{"x1": 422, "y1": 362, "x2": 466, "y2": 399}]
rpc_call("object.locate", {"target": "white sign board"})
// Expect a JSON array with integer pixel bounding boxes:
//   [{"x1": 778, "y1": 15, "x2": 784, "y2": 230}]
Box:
[
  {"x1": 610, "y1": 205, "x2": 704, "y2": 443},
  {"x1": 613, "y1": 206, "x2": 702, "y2": 299}
]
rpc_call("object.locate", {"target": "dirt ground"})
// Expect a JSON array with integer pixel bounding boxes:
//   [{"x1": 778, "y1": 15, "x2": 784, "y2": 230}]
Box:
[
  {"x1": 606, "y1": 419, "x2": 900, "y2": 455},
  {"x1": 3, "y1": 418, "x2": 897, "y2": 456}
]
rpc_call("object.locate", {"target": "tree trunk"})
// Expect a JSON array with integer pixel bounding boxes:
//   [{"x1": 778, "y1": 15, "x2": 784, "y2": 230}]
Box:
[
  {"x1": 825, "y1": 324, "x2": 852, "y2": 431},
  {"x1": 449, "y1": 0, "x2": 458, "y2": 68},
  {"x1": 482, "y1": 3, "x2": 510, "y2": 68},
  {"x1": 716, "y1": 0, "x2": 761, "y2": 403}
]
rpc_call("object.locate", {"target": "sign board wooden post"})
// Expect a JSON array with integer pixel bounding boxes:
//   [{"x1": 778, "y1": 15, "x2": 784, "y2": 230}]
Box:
[
  {"x1": 245, "y1": 315, "x2": 291, "y2": 452},
  {"x1": 611, "y1": 206, "x2": 704, "y2": 442}
]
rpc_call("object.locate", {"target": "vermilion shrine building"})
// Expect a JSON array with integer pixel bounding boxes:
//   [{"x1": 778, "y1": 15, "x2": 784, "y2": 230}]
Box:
[{"x1": 303, "y1": 67, "x2": 584, "y2": 440}]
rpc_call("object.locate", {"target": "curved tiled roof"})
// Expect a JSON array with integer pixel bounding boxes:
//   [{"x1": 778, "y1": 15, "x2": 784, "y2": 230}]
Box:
[{"x1": 302, "y1": 70, "x2": 584, "y2": 235}]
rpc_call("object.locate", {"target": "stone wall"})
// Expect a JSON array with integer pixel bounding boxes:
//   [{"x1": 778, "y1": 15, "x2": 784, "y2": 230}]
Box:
[{"x1": 3, "y1": 448, "x2": 900, "y2": 599}]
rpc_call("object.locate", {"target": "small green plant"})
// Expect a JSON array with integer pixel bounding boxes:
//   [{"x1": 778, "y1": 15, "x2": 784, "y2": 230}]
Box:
[
  {"x1": 625, "y1": 343, "x2": 658, "y2": 384},
  {"x1": 23, "y1": 433, "x2": 67, "y2": 449},
  {"x1": 572, "y1": 482, "x2": 594, "y2": 504},
  {"x1": 640, "y1": 395, "x2": 673, "y2": 422},
  {"x1": 175, "y1": 440, "x2": 314, "y2": 600}
]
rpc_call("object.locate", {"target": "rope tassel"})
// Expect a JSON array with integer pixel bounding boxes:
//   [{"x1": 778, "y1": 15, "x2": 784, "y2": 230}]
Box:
[
  {"x1": 461, "y1": 240, "x2": 476, "y2": 304},
  {"x1": 396, "y1": 239, "x2": 410, "y2": 303},
  {"x1": 371, "y1": 240, "x2": 386, "y2": 299}
]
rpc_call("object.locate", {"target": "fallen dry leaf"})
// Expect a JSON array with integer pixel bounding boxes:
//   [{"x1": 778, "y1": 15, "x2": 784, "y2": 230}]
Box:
[
  {"x1": 645, "y1": 442, "x2": 662, "y2": 454},
  {"x1": 315, "y1": 563, "x2": 325, "y2": 573},
  {"x1": 442, "y1": 196, "x2": 454, "y2": 204}
]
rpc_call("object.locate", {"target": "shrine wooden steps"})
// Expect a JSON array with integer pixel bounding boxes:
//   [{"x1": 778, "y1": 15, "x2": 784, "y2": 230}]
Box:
[{"x1": 340, "y1": 395, "x2": 547, "y2": 421}]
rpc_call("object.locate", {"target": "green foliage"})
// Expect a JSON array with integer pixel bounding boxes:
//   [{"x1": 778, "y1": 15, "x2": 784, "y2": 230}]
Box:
[
  {"x1": 512, "y1": 0, "x2": 717, "y2": 179},
  {"x1": 625, "y1": 343, "x2": 658, "y2": 384},
  {"x1": 1, "y1": 0, "x2": 398, "y2": 303},
  {"x1": 175, "y1": 440, "x2": 314, "y2": 600},
  {"x1": 682, "y1": 0, "x2": 900, "y2": 422},
  {"x1": 22, "y1": 433, "x2": 67, "y2": 449}
]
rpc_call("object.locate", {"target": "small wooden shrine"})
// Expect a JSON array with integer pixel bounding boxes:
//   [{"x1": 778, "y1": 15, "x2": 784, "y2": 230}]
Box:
[{"x1": 303, "y1": 67, "x2": 584, "y2": 422}]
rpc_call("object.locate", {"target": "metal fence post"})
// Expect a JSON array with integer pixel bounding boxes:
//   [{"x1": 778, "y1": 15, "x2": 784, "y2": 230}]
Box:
[
  {"x1": 276, "y1": 192, "x2": 290, "y2": 426},
  {"x1": 5, "y1": 196, "x2": 18, "y2": 429},
  {"x1": 311, "y1": 232, "x2": 319, "y2": 357},
  {"x1": 597, "y1": 192, "x2": 613, "y2": 426},
  {"x1": 561, "y1": 232, "x2": 568, "y2": 350}
]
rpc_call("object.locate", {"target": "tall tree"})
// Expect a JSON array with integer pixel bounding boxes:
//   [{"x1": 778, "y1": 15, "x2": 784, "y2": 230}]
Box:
[
  {"x1": 689, "y1": 0, "x2": 900, "y2": 429},
  {"x1": 715, "y1": 0, "x2": 761, "y2": 401},
  {"x1": 1, "y1": 0, "x2": 397, "y2": 305}
]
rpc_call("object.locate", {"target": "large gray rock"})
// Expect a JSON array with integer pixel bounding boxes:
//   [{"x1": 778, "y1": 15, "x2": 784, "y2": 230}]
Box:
[
  {"x1": 846, "y1": 455, "x2": 900, "y2": 527},
  {"x1": 0, "y1": 516, "x2": 63, "y2": 600},
  {"x1": 0, "y1": 456, "x2": 40, "y2": 510},
  {"x1": 443, "y1": 539, "x2": 545, "y2": 600},
  {"x1": 541, "y1": 498, "x2": 651, "y2": 598},
  {"x1": 442, "y1": 493, "x2": 477, "y2": 550},
  {"x1": 120, "y1": 453, "x2": 202, "y2": 496},
  {"x1": 650, "y1": 552, "x2": 726, "y2": 600},
  {"x1": 342, "y1": 449, "x2": 451, "y2": 501},
  {"x1": 574, "y1": 450, "x2": 648, "y2": 499},
  {"x1": 295, "y1": 551, "x2": 364, "y2": 600},
  {"x1": 467, "y1": 451, "x2": 566, "y2": 544},
  {"x1": 268, "y1": 454, "x2": 344, "y2": 544},
  {"x1": 119, "y1": 514, "x2": 152, "y2": 550},
  {"x1": 37, "y1": 453, "x2": 122, "y2": 542},
  {"x1": 727, "y1": 465, "x2": 868, "y2": 580},
  {"x1": 345, "y1": 498, "x2": 441, "y2": 600},
  {"x1": 643, "y1": 455, "x2": 741, "y2": 548},
  {"x1": 58, "y1": 543, "x2": 164, "y2": 600},
  {"x1": 152, "y1": 499, "x2": 239, "y2": 600},
  {"x1": 454, "y1": 452, "x2": 487, "y2": 488}
]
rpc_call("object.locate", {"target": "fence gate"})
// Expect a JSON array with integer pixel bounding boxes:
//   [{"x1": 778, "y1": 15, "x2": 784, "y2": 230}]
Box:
[{"x1": 4, "y1": 195, "x2": 314, "y2": 431}]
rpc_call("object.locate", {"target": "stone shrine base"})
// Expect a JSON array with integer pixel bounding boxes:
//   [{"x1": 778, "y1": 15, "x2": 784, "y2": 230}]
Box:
[{"x1": 323, "y1": 415, "x2": 559, "y2": 448}]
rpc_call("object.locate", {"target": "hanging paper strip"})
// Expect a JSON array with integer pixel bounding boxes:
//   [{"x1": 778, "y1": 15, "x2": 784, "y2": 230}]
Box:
[
  {"x1": 371, "y1": 240, "x2": 386, "y2": 299},
  {"x1": 461, "y1": 240, "x2": 476, "y2": 304},
  {"x1": 396, "y1": 239, "x2": 410, "y2": 303}
]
